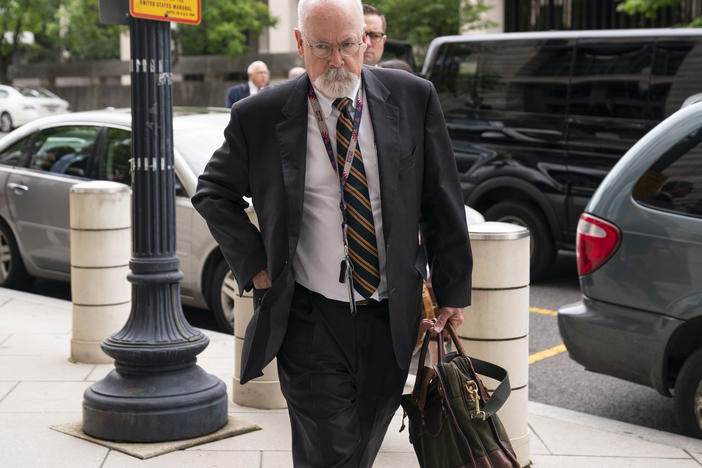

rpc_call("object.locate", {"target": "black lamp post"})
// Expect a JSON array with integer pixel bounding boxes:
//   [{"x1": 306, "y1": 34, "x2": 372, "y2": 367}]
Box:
[{"x1": 83, "y1": 8, "x2": 228, "y2": 442}]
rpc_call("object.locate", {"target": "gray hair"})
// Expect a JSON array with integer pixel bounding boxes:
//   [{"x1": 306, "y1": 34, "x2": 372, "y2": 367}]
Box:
[
  {"x1": 297, "y1": 0, "x2": 364, "y2": 35},
  {"x1": 247, "y1": 60, "x2": 268, "y2": 75}
]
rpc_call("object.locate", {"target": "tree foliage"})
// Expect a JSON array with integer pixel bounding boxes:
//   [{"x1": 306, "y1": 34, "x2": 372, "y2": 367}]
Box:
[
  {"x1": 0, "y1": 0, "x2": 278, "y2": 82},
  {"x1": 371, "y1": 0, "x2": 494, "y2": 52},
  {"x1": 616, "y1": 0, "x2": 702, "y2": 26},
  {"x1": 616, "y1": 0, "x2": 684, "y2": 17},
  {"x1": 60, "y1": 0, "x2": 122, "y2": 62},
  {"x1": 0, "y1": 0, "x2": 62, "y2": 81},
  {"x1": 176, "y1": 0, "x2": 277, "y2": 57}
]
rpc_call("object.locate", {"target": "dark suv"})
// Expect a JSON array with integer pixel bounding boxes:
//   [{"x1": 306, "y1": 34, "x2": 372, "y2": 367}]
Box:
[{"x1": 422, "y1": 29, "x2": 702, "y2": 280}]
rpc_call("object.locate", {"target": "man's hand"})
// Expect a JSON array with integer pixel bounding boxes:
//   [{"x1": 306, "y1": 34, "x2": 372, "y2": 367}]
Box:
[
  {"x1": 252, "y1": 269, "x2": 272, "y2": 289},
  {"x1": 421, "y1": 306, "x2": 464, "y2": 335}
]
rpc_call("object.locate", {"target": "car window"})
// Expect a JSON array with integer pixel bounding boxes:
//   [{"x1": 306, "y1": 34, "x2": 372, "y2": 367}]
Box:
[
  {"x1": 0, "y1": 136, "x2": 31, "y2": 166},
  {"x1": 27, "y1": 126, "x2": 99, "y2": 177},
  {"x1": 98, "y1": 127, "x2": 131, "y2": 185},
  {"x1": 633, "y1": 126, "x2": 702, "y2": 217},
  {"x1": 650, "y1": 39, "x2": 702, "y2": 119},
  {"x1": 18, "y1": 87, "x2": 43, "y2": 98},
  {"x1": 175, "y1": 175, "x2": 187, "y2": 197},
  {"x1": 0, "y1": 90, "x2": 8, "y2": 99},
  {"x1": 570, "y1": 40, "x2": 654, "y2": 120},
  {"x1": 430, "y1": 39, "x2": 573, "y2": 116}
]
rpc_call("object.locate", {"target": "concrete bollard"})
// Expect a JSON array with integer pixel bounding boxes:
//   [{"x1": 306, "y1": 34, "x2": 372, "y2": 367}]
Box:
[
  {"x1": 459, "y1": 221, "x2": 530, "y2": 467},
  {"x1": 69, "y1": 181, "x2": 131, "y2": 364},
  {"x1": 232, "y1": 286, "x2": 287, "y2": 409},
  {"x1": 231, "y1": 206, "x2": 287, "y2": 409}
]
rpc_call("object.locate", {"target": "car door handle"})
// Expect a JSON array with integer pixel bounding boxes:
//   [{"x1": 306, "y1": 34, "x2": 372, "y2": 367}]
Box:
[{"x1": 8, "y1": 182, "x2": 28, "y2": 193}]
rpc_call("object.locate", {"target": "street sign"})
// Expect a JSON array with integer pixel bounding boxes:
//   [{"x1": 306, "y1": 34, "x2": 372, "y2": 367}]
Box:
[{"x1": 129, "y1": 0, "x2": 201, "y2": 25}]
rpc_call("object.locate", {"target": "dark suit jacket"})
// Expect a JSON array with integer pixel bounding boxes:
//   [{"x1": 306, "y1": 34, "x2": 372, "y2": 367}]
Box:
[
  {"x1": 193, "y1": 66, "x2": 472, "y2": 384},
  {"x1": 225, "y1": 82, "x2": 250, "y2": 108}
]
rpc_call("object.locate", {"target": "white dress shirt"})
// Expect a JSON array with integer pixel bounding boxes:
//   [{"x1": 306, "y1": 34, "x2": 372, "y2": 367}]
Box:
[
  {"x1": 292, "y1": 79, "x2": 388, "y2": 301},
  {"x1": 248, "y1": 80, "x2": 260, "y2": 96}
]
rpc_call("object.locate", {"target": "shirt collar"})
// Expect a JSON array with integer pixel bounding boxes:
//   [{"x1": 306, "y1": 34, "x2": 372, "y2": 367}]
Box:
[
  {"x1": 248, "y1": 80, "x2": 259, "y2": 93},
  {"x1": 314, "y1": 78, "x2": 362, "y2": 118}
]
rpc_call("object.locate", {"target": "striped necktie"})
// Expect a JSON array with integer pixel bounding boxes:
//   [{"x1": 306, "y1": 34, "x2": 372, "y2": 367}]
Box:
[{"x1": 334, "y1": 97, "x2": 380, "y2": 298}]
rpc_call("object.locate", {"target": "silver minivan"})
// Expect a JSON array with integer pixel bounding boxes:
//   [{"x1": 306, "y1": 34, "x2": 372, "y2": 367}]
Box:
[{"x1": 558, "y1": 101, "x2": 702, "y2": 438}]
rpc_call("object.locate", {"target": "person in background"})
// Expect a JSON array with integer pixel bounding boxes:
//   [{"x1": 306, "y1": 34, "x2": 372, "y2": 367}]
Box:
[
  {"x1": 192, "y1": 0, "x2": 472, "y2": 466},
  {"x1": 287, "y1": 66, "x2": 306, "y2": 79},
  {"x1": 225, "y1": 60, "x2": 270, "y2": 108},
  {"x1": 362, "y1": 4, "x2": 386, "y2": 66}
]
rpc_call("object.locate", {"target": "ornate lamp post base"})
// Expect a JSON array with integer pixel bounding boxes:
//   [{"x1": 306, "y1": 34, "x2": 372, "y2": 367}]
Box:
[{"x1": 83, "y1": 365, "x2": 227, "y2": 442}]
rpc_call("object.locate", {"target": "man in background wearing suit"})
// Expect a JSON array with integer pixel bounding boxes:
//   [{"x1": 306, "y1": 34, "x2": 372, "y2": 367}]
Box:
[
  {"x1": 193, "y1": 0, "x2": 472, "y2": 465},
  {"x1": 363, "y1": 4, "x2": 387, "y2": 66},
  {"x1": 224, "y1": 60, "x2": 269, "y2": 108}
]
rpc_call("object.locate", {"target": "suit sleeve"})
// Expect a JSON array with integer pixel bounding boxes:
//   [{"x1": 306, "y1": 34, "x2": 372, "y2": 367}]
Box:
[
  {"x1": 419, "y1": 83, "x2": 473, "y2": 308},
  {"x1": 225, "y1": 87, "x2": 234, "y2": 108},
  {"x1": 192, "y1": 106, "x2": 267, "y2": 295}
]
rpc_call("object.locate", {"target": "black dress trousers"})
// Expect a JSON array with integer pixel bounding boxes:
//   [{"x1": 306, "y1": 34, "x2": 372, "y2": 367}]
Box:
[{"x1": 277, "y1": 284, "x2": 409, "y2": 468}]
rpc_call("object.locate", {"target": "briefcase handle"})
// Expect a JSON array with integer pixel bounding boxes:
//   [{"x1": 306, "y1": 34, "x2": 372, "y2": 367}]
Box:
[{"x1": 413, "y1": 323, "x2": 511, "y2": 419}]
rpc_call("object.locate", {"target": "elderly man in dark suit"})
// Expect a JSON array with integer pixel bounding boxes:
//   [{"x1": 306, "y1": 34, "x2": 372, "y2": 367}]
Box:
[
  {"x1": 192, "y1": 0, "x2": 472, "y2": 465},
  {"x1": 224, "y1": 60, "x2": 269, "y2": 108}
]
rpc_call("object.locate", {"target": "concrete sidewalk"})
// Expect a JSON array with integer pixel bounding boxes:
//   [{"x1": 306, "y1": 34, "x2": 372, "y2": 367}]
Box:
[{"x1": 1, "y1": 287, "x2": 701, "y2": 467}]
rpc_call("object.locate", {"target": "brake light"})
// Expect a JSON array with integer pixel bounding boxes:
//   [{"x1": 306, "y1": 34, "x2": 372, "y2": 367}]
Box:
[{"x1": 576, "y1": 213, "x2": 621, "y2": 275}]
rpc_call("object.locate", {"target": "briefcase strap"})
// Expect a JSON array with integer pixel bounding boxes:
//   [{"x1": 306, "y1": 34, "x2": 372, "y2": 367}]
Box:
[{"x1": 413, "y1": 323, "x2": 511, "y2": 419}]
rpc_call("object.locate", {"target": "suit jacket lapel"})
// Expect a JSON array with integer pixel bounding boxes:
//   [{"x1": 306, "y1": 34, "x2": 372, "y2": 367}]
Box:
[
  {"x1": 276, "y1": 75, "x2": 310, "y2": 258},
  {"x1": 363, "y1": 68, "x2": 399, "y2": 242}
]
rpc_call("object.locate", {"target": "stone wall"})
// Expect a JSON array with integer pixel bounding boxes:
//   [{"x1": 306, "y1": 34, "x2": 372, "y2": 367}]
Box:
[{"x1": 9, "y1": 52, "x2": 301, "y2": 111}]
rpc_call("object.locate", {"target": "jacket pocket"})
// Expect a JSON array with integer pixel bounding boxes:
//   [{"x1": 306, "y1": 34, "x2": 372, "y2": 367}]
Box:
[
  {"x1": 399, "y1": 145, "x2": 417, "y2": 170},
  {"x1": 414, "y1": 246, "x2": 428, "y2": 281},
  {"x1": 253, "y1": 287, "x2": 270, "y2": 307}
]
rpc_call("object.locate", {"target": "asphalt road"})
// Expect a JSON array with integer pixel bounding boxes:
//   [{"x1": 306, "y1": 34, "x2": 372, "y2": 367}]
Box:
[{"x1": 16, "y1": 252, "x2": 685, "y2": 437}]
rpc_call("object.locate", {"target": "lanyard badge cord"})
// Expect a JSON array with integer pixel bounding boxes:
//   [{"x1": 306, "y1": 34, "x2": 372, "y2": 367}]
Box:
[{"x1": 308, "y1": 84, "x2": 364, "y2": 315}]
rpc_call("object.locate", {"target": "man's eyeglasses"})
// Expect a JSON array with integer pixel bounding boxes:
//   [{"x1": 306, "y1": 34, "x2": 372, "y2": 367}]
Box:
[
  {"x1": 365, "y1": 32, "x2": 385, "y2": 44},
  {"x1": 304, "y1": 37, "x2": 364, "y2": 59}
]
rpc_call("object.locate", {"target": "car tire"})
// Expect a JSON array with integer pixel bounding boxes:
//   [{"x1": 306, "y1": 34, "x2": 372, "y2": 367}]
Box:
[
  {"x1": 674, "y1": 347, "x2": 702, "y2": 438},
  {"x1": 0, "y1": 220, "x2": 30, "y2": 288},
  {"x1": 484, "y1": 200, "x2": 556, "y2": 282},
  {"x1": 209, "y1": 260, "x2": 236, "y2": 334},
  {"x1": 0, "y1": 112, "x2": 12, "y2": 133}
]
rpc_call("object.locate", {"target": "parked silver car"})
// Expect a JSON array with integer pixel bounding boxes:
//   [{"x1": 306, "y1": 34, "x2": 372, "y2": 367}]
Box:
[
  {"x1": 0, "y1": 108, "x2": 243, "y2": 333},
  {"x1": 558, "y1": 101, "x2": 702, "y2": 438}
]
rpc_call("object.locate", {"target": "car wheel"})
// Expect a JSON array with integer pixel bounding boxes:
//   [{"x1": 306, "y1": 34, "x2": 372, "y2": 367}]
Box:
[
  {"x1": 0, "y1": 112, "x2": 12, "y2": 133},
  {"x1": 484, "y1": 200, "x2": 556, "y2": 282},
  {"x1": 0, "y1": 220, "x2": 30, "y2": 288},
  {"x1": 674, "y1": 347, "x2": 702, "y2": 438},
  {"x1": 209, "y1": 260, "x2": 236, "y2": 334}
]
